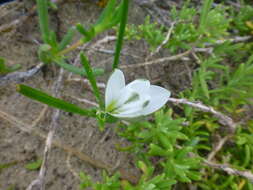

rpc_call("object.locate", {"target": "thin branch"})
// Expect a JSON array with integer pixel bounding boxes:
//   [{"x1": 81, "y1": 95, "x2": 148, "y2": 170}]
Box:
[
  {"x1": 30, "y1": 105, "x2": 48, "y2": 128},
  {"x1": 207, "y1": 135, "x2": 232, "y2": 161},
  {"x1": 0, "y1": 63, "x2": 43, "y2": 86},
  {"x1": 205, "y1": 36, "x2": 252, "y2": 46},
  {"x1": 204, "y1": 160, "x2": 253, "y2": 183},
  {"x1": 120, "y1": 50, "x2": 192, "y2": 69},
  {"x1": 68, "y1": 95, "x2": 99, "y2": 107},
  {"x1": 167, "y1": 98, "x2": 236, "y2": 133},
  {"x1": 149, "y1": 22, "x2": 175, "y2": 58},
  {"x1": 66, "y1": 78, "x2": 106, "y2": 89}
]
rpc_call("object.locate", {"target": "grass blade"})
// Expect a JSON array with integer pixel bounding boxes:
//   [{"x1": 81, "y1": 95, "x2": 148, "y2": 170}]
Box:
[
  {"x1": 36, "y1": 0, "x2": 50, "y2": 43},
  {"x1": 55, "y1": 59, "x2": 104, "y2": 77},
  {"x1": 198, "y1": 0, "x2": 213, "y2": 32},
  {"x1": 59, "y1": 27, "x2": 76, "y2": 51},
  {"x1": 96, "y1": 0, "x2": 116, "y2": 26},
  {"x1": 17, "y1": 84, "x2": 96, "y2": 117},
  {"x1": 112, "y1": 0, "x2": 129, "y2": 69},
  {"x1": 80, "y1": 53, "x2": 104, "y2": 109}
]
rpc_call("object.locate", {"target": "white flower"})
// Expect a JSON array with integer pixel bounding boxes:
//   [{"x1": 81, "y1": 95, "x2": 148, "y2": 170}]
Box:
[{"x1": 105, "y1": 69, "x2": 171, "y2": 118}]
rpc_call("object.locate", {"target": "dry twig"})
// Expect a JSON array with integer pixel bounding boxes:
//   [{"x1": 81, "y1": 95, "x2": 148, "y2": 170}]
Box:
[
  {"x1": 204, "y1": 160, "x2": 253, "y2": 183},
  {"x1": 167, "y1": 98, "x2": 236, "y2": 133},
  {"x1": 207, "y1": 135, "x2": 232, "y2": 161},
  {"x1": 120, "y1": 50, "x2": 192, "y2": 69},
  {"x1": 149, "y1": 22, "x2": 175, "y2": 58},
  {"x1": 0, "y1": 62, "x2": 43, "y2": 86},
  {"x1": 66, "y1": 78, "x2": 106, "y2": 89}
]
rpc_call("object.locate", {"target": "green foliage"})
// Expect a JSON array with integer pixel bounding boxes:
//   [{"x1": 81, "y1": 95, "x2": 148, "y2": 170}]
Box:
[
  {"x1": 0, "y1": 57, "x2": 21, "y2": 75},
  {"x1": 25, "y1": 159, "x2": 42, "y2": 170},
  {"x1": 198, "y1": 0, "x2": 213, "y2": 32},
  {"x1": 35, "y1": 0, "x2": 125, "y2": 75},
  {"x1": 80, "y1": 53, "x2": 104, "y2": 108},
  {"x1": 6, "y1": 185, "x2": 16, "y2": 190},
  {"x1": 118, "y1": 110, "x2": 202, "y2": 184},
  {"x1": 113, "y1": 0, "x2": 129, "y2": 69},
  {"x1": 115, "y1": 1, "x2": 253, "y2": 189},
  {"x1": 125, "y1": 16, "x2": 165, "y2": 51},
  {"x1": 80, "y1": 171, "x2": 121, "y2": 190},
  {"x1": 17, "y1": 84, "x2": 97, "y2": 117},
  {"x1": 58, "y1": 27, "x2": 76, "y2": 51},
  {"x1": 124, "y1": 1, "x2": 230, "y2": 52},
  {"x1": 0, "y1": 161, "x2": 17, "y2": 173},
  {"x1": 36, "y1": 0, "x2": 50, "y2": 43},
  {"x1": 233, "y1": 5, "x2": 253, "y2": 34},
  {"x1": 123, "y1": 161, "x2": 176, "y2": 190}
]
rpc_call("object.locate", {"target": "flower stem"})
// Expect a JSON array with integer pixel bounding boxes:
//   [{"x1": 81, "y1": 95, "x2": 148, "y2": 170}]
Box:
[
  {"x1": 57, "y1": 39, "x2": 83, "y2": 56},
  {"x1": 112, "y1": 0, "x2": 129, "y2": 69},
  {"x1": 80, "y1": 53, "x2": 104, "y2": 109}
]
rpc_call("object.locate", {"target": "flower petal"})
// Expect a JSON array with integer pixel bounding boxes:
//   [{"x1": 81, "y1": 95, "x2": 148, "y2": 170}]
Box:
[
  {"x1": 126, "y1": 79, "x2": 150, "y2": 95},
  {"x1": 140, "y1": 85, "x2": 171, "y2": 115},
  {"x1": 111, "y1": 112, "x2": 143, "y2": 118},
  {"x1": 105, "y1": 69, "x2": 125, "y2": 107},
  {"x1": 117, "y1": 94, "x2": 150, "y2": 115},
  {"x1": 116, "y1": 87, "x2": 137, "y2": 106}
]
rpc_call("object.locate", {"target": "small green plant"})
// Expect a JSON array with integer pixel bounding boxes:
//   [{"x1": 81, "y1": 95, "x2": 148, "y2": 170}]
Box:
[
  {"x1": 0, "y1": 57, "x2": 21, "y2": 75},
  {"x1": 118, "y1": 110, "x2": 202, "y2": 184},
  {"x1": 233, "y1": 5, "x2": 253, "y2": 34},
  {"x1": 79, "y1": 171, "x2": 121, "y2": 190},
  {"x1": 25, "y1": 159, "x2": 42, "y2": 171}
]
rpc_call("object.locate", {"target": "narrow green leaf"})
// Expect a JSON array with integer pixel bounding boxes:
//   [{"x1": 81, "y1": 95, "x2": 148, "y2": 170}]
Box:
[
  {"x1": 0, "y1": 57, "x2": 6, "y2": 73},
  {"x1": 76, "y1": 23, "x2": 94, "y2": 41},
  {"x1": 25, "y1": 159, "x2": 42, "y2": 170},
  {"x1": 36, "y1": 0, "x2": 50, "y2": 43},
  {"x1": 158, "y1": 133, "x2": 173, "y2": 150},
  {"x1": 0, "y1": 57, "x2": 21, "y2": 74},
  {"x1": 6, "y1": 186, "x2": 15, "y2": 190},
  {"x1": 17, "y1": 84, "x2": 96, "y2": 117},
  {"x1": 148, "y1": 144, "x2": 168, "y2": 156},
  {"x1": 80, "y1": 53, "x2": 104, "y2": 109},
  {"x1": 199, "y1": 71, "x2": 210, "y2": 99},
  {"x1": 55, "y1": 59, "x2": 104, "y2": 77},
  {"x1": 58, "y1": 27, "x2": 76, "y2": 51},
  {"x1": 198, "y1": 0, "x2": 213, "y2": 32},
  {"x1": 49, "y1": 31, "x2": 58, "y2": 49},
  {"x1": 0, "y1": 161, "x2": 17, "y2": 173},
  {"x1": 96, "y1": 0, "x2": 117, "y2": 26},
  {"x1": 113, "y1": 0, "x2": 129, "y2": 69}
]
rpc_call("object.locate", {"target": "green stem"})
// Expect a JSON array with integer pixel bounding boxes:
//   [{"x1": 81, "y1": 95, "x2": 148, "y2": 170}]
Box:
[
  {"x1": 112, "y1": 0, "x2": 129, "y2": 69},
  {"x1": 36, "y1": 0, "x2": 50, "y2": 43},
  {"x1": 80, "y1": 53, "x2": 104, "y2": 109}
]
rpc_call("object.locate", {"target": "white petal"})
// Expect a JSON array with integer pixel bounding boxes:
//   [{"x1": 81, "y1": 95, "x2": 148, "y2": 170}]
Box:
[
  {"x1": 126, "y1": 79, "x2": 150, "y2": 94},
  {"x1": 118, "y1": 94, "x2": 150, "y2": 115},
  {"x1": 116, "y1": 87, "x2": 136, "y2": 106},
  {"x1": 105, "y1": 69, "x2": 125, "y2": 107},
  {"x1": 140, "y1": 85, "x2": 171, "y2": 115},
  {"x1": 111, "y1": 112, "x2": 143, "y2": 118}
]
